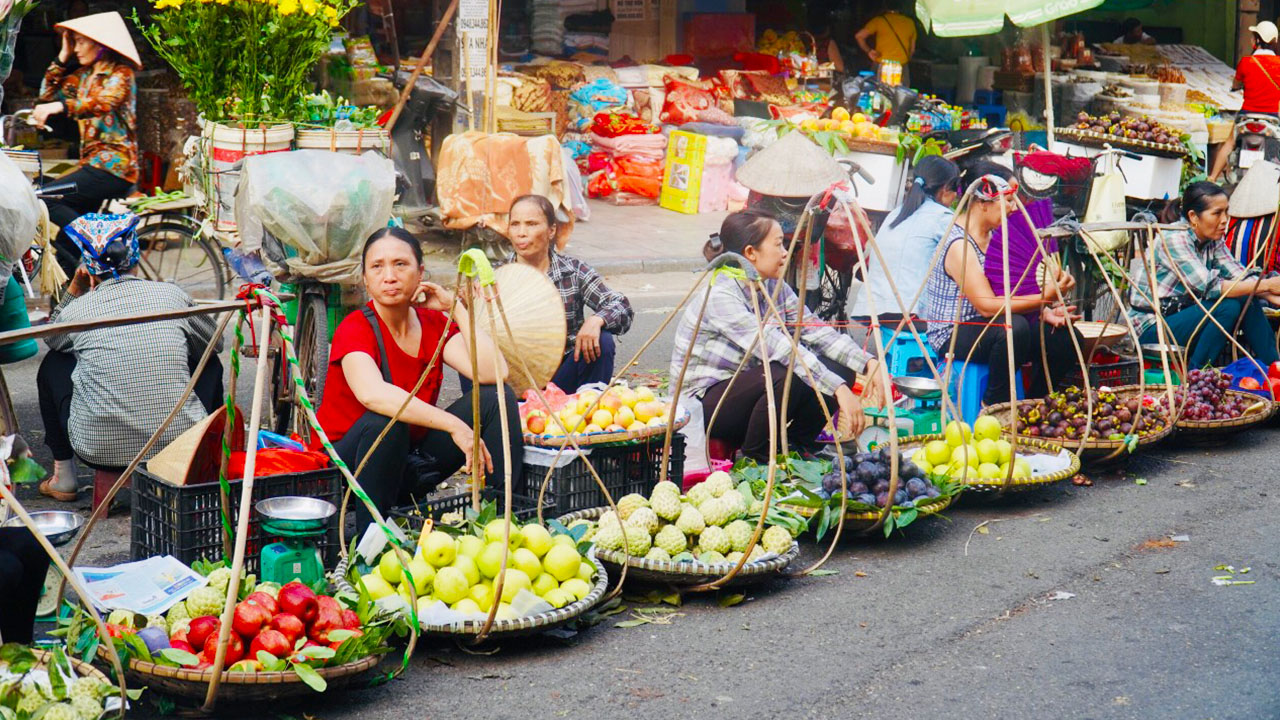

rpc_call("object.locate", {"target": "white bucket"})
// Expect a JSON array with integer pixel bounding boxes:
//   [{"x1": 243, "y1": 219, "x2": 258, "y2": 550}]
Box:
[
  {"x1": 200, "y1": 120, "x2": 294, "y2": 232},
  {"x1": 295, "y1": 127, "x2": 390, "y2": 156}
]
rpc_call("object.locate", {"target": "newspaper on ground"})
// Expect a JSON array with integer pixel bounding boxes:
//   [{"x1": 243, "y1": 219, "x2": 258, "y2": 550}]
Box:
[{"x1": 72, "y1": 555, "x2": 208, "y2": 614}]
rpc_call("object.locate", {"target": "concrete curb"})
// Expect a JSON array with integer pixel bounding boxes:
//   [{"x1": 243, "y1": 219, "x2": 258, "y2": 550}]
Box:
[{"x1": 424, "y1": 254, "x2": 702, "y2": 278}]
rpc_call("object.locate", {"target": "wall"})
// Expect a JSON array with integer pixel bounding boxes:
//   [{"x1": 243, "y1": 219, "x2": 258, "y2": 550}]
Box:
[{"x1": 1087, "y1": 0, "x2": 1238, "y2": 62}]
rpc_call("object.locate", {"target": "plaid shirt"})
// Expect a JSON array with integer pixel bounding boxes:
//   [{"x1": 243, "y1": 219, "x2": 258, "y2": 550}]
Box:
[
  {"x1": 504, "y1": 251, "x2": 633, "y2": 354},
  {"x1": 39, "y1": 59, "x2": 139, "y2": 183},
  {"x1": 45, "y1": 277, "x2": 221, "y2": 467},
  {"x1": 1127, "y1": 226, "x2": 1258, "y2": 336},
  {"x1": 670, "y1": 276, "x2": 872, "y2": 398}
]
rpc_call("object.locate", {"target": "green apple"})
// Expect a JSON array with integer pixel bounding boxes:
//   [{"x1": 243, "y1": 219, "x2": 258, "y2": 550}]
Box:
[
  {"x1": 476, "y1": 541, "x2": 507, "y2": 579},
  {"x1": 415, "y1": 596, "x2": 436, "y2": 617},
  {"x1": 995, "y1": 439, "x2": 1013, "y2": 465},
  {"x1": 456, "y1": 535, "x2": 485, "y2": 559},
  {"x1": 542, "y1": 588, "x2": 572, "y2": 609},
  {"x1": 543, "y1": 544, "x2": 581, "y2": 582},
  {"x1": 432, "y1": 566, "x2": 470, "y2": 605},
  {"x1": 483, "y1": 519, "x2": 524, "y2": 549},
  {"x1": 552, "y1": 534, "x2": 577, "y2": 550},
  {"x1": 377, "y1": 550, "x2": 403, "y2": 584},
  {"x1": 950, "y1": 444, "x2": 978, "y2": 469},
  {"x1": 419, "y1": 531, "x2": 457, "y2": 569},
  {"x1": 531, "y1": 572, "x2": 558, "y2": 597},
  {"x1": 360, "y1": 572, "x2": 395, "y2": 600},
  {"x1": 512, "y1": 547, "x2": 543, "y2": 579},
  {"x1": 973, "y1": 415, "x2": 1002, "y2": 442},
  {"x1": 469, "y1": 583, "x2": 493, "y2": 612},
  {"x1": 976, "y1": 438, "x2": 1001, "y2": 465},
  {"x1": 494, "y1": 603, "x2": 518, "y2": 621},
  {"x1": 944, "y1": 420, "x2": 972, "y2": 447},
  {"x1": 495, "y1": 568, "x2": 531, "y2": 603},
  {"x1": 405, "y1": 557, "x2": 434, "y2": 595},
  {"x1": 451, "y1": 598, "x2": 482, "y2": 615},
  {"x1": 978, "y1": 462, "x2": 1003, "y2": 479},
  {"x1": 451, "y1": 555, "x2": 480, "y2": 586},
  {"x1": 519, "y1": 524, "x2": 554, "y2": 558},
  {"x1": 924, "y1": 440, "x2": 951, "y2": 466},
  {"x1": 1013, "y1": 458, "x2": 1033, "y2": 479},
  {"x1": 576, "y1": 561, "x2": 595, "y2": 583},
  {"x1": 560, "y1": 578, "x2": 591, "y2": 601}
]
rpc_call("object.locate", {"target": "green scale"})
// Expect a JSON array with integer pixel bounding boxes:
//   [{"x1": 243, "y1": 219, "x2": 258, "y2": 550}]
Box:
[
  {"x1": 256, "y1": 497, "x2": 337, "y2": 586},
  {"x1": 858, "y1": 377, "x2": 944, "y2": 451}
]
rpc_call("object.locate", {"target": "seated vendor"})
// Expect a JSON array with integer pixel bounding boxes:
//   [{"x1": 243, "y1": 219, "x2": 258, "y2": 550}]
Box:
[
  {"x1": 316, "y1": 227, "x2": 521, "y2": 530},
  {"x1": 504, "y1": 194, "x2": 634, "y2": 391},
  {"x1": 671, "y1": 209, "x2": 889, "y2": 462},
  {"x1": 0, "y1": 526, "x2": 50, "y2": 643},
  {"x1": 924, "y1": 167, "x2": 1082, "y2": 406},
  {"x1": 36, "y1": 213, "x2": 223, "y2": 502},
  {"x1": 1128, "y1": 181, "x2": 1280, "y2": 368}
]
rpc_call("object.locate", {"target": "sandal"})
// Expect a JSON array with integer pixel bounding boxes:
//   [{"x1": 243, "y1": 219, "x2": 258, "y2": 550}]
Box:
[{"x1": 38, "y1": 477, "x2": 79, "y2": 502}]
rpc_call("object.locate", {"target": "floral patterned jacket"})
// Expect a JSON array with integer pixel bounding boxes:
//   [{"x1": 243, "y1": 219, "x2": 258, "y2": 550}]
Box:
[{"x1": 39, "y1": 58, "x2": 138, "y2": 183}]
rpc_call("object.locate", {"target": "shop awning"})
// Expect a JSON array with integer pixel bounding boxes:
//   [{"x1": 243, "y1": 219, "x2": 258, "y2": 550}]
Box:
[{"x1": 915, "y1": 0, "x2": 1107, "y2": 37}]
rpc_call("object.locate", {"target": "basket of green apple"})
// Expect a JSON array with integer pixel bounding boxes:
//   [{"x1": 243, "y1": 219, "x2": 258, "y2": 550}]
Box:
[{"x1": 899, "y1": 417, "x2": 1081, "y2": 492}]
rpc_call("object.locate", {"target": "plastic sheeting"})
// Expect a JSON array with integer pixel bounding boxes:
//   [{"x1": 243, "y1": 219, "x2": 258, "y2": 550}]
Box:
[
  {"x1": 0, "y1": 151, "x2": 38, "y2": 272},
  {"x1": 235, "y1": 150, "x2": 394, "y2": 285}
]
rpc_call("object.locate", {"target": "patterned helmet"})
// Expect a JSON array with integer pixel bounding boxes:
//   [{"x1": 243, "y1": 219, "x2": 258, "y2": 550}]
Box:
[{"x1": 65, "y1": 212, "x2": 140, "y2": 277}]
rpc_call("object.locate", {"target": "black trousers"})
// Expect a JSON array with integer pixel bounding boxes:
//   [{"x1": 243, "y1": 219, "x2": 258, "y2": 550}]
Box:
[
  {"x1": 701, "y1": 360, "x2": 855, "y2": 462},
  {"x1": 948, "y1": 315, "x2": 1082, "y2": 406},
  {"x1": 334, "y1": 386, "x2": 523, "y2": 530},
  {"x1": 0, "y1": 527, "x2": 51, "y2": 643},
  {"x1": 36, "y1": 349, "x2": 224, "y2": 468},
  {"x1": 45, "y1": 166, "x2": 134, "y2": 276}
]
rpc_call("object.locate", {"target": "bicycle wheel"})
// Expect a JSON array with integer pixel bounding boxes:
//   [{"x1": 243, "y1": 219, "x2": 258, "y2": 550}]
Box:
[
  {"x1": 292, "y1": 291, "x2": 330, "y2": 438},
  {"x1": 134, "y1": 216, "x2": 228, "y2": 300}
]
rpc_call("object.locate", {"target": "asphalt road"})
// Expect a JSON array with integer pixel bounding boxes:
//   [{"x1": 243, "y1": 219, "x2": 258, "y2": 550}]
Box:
[{"x1": 10, "y1": 272, "x2": 1280, "y2": 719}]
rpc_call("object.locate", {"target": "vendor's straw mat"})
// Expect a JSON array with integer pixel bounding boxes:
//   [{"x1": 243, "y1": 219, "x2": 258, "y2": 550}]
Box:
[
  {"x1": 55, "y1": 12, "x2": 142, "y2": 69},
  {"x1": 736, "y1": 131, "x2": 848, "y2": 197},
  {"x1": 471, "y1": 263, "x2": 566, "y2": 394}
]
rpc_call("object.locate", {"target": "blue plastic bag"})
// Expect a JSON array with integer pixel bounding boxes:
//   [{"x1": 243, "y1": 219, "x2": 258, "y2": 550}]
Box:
[{"x1": 1221, "y1": 357, "x2": 1272, "y2": 399}]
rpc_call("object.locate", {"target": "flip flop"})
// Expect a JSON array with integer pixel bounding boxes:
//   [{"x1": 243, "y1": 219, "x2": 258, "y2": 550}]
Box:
[{"x1": 38, "y1": 477, "x2": 79, "y2": 502}]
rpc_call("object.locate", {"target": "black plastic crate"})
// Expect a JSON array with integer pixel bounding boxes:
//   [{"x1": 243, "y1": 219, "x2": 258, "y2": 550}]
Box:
[
  {"x1": 516, "y1": 435, "x2": 685, "y2": 517},
  {"x1": 131, "y1": 467, "x2": 342, "y2": 574},
  {"x1": 1062, "y1": 357, "x2": 1142, "y2": 389},
  {"x1": 389, "y1": 486, "x2": 554, "y2": 535}
]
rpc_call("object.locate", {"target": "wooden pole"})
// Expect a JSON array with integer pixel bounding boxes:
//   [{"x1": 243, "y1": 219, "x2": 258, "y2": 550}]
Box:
[
  {"x1": 1042, "y1": 23, "x2": 1056, "y2": 151},
  {"x1": 386, "y1": 0, "x2": 461, "y2": 132}
]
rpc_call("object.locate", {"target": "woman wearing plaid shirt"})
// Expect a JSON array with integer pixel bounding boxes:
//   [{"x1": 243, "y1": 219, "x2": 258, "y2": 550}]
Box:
[
  {"x1": 1128, "y1": 182, "x2": 1280, "y2": 368},
  {"x1": 505, "y1": 195, "x2": 633, "y2": 391}
]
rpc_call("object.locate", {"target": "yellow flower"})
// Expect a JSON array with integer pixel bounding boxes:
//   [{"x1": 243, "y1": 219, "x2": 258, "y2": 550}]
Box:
[
  {"x1": 323, "y1": 5, "x2": 337, "y2": 22},
  {"x1": 277, "y1": 0, "x2": 297, "y2": 14},
  {"x1": 300, "y1": 0, "x2": 316, "y2": 14},
  {"x1": 154, "y1": 0, "x2": 183, "y2": 9}
]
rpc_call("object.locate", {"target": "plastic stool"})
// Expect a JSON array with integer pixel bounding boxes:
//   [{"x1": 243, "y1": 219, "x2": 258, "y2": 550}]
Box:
[
  {"x1": 0, "y1": 277, "x2": 37, "y2": 364},
  {"x1": 92, "y1": 469, "x2": 127, "y2": 515},
  {"x1": 975, "y1": 104, "x2": 1007, "y2": 127},
  {"x1": 945, "y1": 360, "x2": 1023, "y2": 425},
  {"x1": 972, "y1": 89, "x2": 1001, "y2": 106},
  {"x1": 877, "y1": 326, "x2": 937, "y2": 377},
  {"x1": 707, "y1": 438, "x2": 739, "y2": 463}
]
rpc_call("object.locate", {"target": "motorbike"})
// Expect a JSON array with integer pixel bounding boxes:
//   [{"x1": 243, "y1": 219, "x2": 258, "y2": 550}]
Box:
[
  {"x1": 939, "y1": 127, "x2": 1015, "y2": 176},
  {"x1": 1224, "y1": 113, "x2": 1280, "y2": 191},
  {"x1": 387, "y1": 69, "x2": 457, "y2": 222}
]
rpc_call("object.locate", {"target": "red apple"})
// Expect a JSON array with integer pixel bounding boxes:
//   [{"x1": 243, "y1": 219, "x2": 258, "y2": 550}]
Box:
[
  {"x1": 246, "y1": 591, "x2": 279, "y2": 616},
  {"x1": 340, "y1": 609, "x2": 360, "y2": 631},
  {"x1": 291, "y1": 640, "x2": 330, "y2": 666},
  {"x1": 232, "y1": 600, "x2": 272, "y2": 638},
  {"x1": 268, "y1": 613, "x2": 306, "y2": 647},
  {"x1": 278, "y1": 582, "x2": 318, "y2": 624},
  {"x1": 186, "y1": 616, "x2": 220, "y2": 652},
  {"x1": 248, "y1": 629, "x2": 292, "y2": 659},
  {"x1": 1268, "y1": 361, "x2": 1280, "y2": 379},
  {"x1": 169, "y1": 639, "x2": 197, "y2": 662},
  {"x1": 198, "y1": 631, "x2": 244, "y2": 666},
  {"x1": 308, "y1": 596, "x2": 344, "y2": 644}
]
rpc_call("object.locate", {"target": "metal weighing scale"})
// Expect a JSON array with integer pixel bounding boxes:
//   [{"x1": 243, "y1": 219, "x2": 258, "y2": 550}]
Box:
[
  {"x1": 858, "y1": 376, "x2": 944, "y2": 451},
  {"x1": 256, "y1": 497, "x2": 336, "y2": 586},
  {"x1": 2, "y1": 510, "x2": 86, "y2": 618}
]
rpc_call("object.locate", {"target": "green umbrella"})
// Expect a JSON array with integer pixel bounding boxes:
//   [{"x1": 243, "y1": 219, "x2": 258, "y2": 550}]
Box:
[{"x1": 915, "y1": 0, "x2": 1106, "y2": 37}]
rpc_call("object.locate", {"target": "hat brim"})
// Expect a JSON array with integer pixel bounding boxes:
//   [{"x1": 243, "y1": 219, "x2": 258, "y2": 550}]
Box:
[{"x1": 55, "y1": 12, "x2": 141, "y2": 69}]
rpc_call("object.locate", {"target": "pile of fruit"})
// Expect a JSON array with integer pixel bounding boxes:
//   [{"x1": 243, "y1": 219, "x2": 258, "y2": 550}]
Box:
[
  {"x1": 1237, "y1": 361, "x2": 1280, "y2": 400},
  {"x1": 361, "y1": 518, "x2": 598, "y2": 620},
  {"x1": 913, "y1": 418, "x2": 1033, "y2": 482},
  {"x1": 582, "y1": 474, "x2": 798, "y2": 566},
  {"x1": 756, "y1": 29, "x2": 808, "y2": 55},
  {"x1": 1012, "y1": 386, "x2": 1170, "y2": 441},
  {"x1": 819, "y1": 447, "x2": 945, "y2": 507},
  {"x1": 0, "y1": 644, "x2": 118, "y2": 720},
  {"x1": 520, "y1": 384, "x2": 673, "y2": 438},
  {"x1": 797, "y1": 107, "x2": 889, "y2": 142},
  {"x1": 1175, "y1": 368, "x2": 1251, "y2": 421},
  {"x1": 1070, "y1": 111, "x2": 1183, "y2": 146}
]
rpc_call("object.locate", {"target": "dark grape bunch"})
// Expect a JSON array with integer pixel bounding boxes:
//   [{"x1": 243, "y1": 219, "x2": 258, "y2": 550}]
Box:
[
  {"x1": 1175, "y1": 368, "x2": 1247, "y2": 421},
  {"x1": 1015, "y1": 385, "x2": 1169, "y2": 441},
  {"x1": 818, "y1": 447, "x2": 942, "y2": 509}
]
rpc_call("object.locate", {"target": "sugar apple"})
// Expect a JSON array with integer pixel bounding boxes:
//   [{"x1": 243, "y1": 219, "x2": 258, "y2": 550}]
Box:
[
  {"x1": 721, "y1": 491, "x2": 747, "y2": 521},
  {"x1": 204, "y1": 567, "x2": 232, "y2": 593},
  {"x1": 621, "y1": 521, "x2": 652, "y2": 557},
  {"x1": 592, "y1": 517, "x2": 624, "y2": 551},
  {"x1": 698, "y1": 551, "x2": 727, "y2": 565},
  {"x1": 726, "y1": 551, "x2": 744, "y2": 564},
  {"x1": 698, "y1": 525, "x2": 731, "y2": 555},
  {"x1": 724, "y1": 519, "x2": 754, "y2": 553},
  {"x1": 686, "y1": 481, "x2": 714, "y2": 507},
  {"x1": 252, "y1": 581, "x2": 282, "y2": 599},
  {"x1": 106, "y1": 609, "x2": 136, "y2": 628},
  {"x1": 704, "y1": 470, "x2": 734, "y2": 497},
  {"x1": 762, "y1": 525, "x2": 792, "y2": 556},
  {"x1": 70, "y1": 679, "x2": 111, "y2": 703},
  {"x1": 699, "y1": 497, "x2": 733, "y2": 527},
  {"x1": 597, "y1": 510, "x2": 619, "y2": 527},
  {"x1": 71, "y1": 694, "x2": 103, "y2": 720},
  {"x1": 17, "y1": 687, "x2": 48, "y2": 715},
  {"x1": 749, "y1": 498, "x2": 764, "y2": 515},
  {"x1": 650, "y1": 490, "x2": 682, "y2": 522},
  {"x1": 628, "y1": 507, "x2": 660, "y2": 535},
  {"x1": 169, "y1": 618, "x2": 191, "y2": 637},
  {"x1": 654, "y1": 525, "x2": 687, "y2": 556},
  {"x1": 747, "y1": 545, "x2": 766, "y2": 563},
  {"x1": 184, "y1": 585, "x2": 225, "y2": 617},
  {"x1": 675, "y1": 506, "x2": 705, "y2": 536},
  {"x1": 644, "y1": 547, "x2": 671, "y2": 563},
  {"x1": 616, "y1": 493, "x2": 649, "y2": 520},
  {"x1": 165, "y1": 600, "x2": 190, "y2": 631},
  {"x1": 649, "y1": 481, "x2": 680, "y2": 500},
  {"x1": 41, "y1": 702, "x2": 78, "y2": 720},
  {"x1": 146, "y1": 614, "x2": 167, "y2": 630}
]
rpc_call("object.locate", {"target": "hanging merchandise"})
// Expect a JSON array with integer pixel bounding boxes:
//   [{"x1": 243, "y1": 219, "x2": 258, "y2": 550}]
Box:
[{"x1": 1082, "y1": 170, "x2": 1129, "y2": 252}]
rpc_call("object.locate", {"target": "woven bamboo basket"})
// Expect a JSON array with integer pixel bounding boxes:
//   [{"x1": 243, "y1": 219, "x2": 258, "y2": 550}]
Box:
[
  {"x1": 416, "y1": 555, "x2": 609, "y2": 639},
  {"x1": 31, "y1": 648, "x2": 111, "y2": 685},
  {"x1": 1174, "y1": 390, "x2": 1278, "y2": 441},
  {"x1": 894, "y1": 434, "x2": 1081, "y2": 492},
  {"x1": 557, "y1": 508, "x2": 800, "y2": 587},
  {"x1": 981, "y1": 385, "x2": 1175, "y2": 464},
  {"x1": 779, "y1": 490, "x2": 955, "y2": 531},
  {"x1": 98, "y1": 649, "x2": 381, "y2": 703},
  {"x1": 523, "y1": 409, "x2": 690, "y2": 448}
]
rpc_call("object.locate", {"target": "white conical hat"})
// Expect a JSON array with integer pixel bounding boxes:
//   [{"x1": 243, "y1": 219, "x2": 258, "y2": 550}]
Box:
[
  {"x1": 55, "y1": 12, "x2": 141, "y2": 69},
  {"x1": 735, "y1": 130, "x2": 848, "y2": 197}
]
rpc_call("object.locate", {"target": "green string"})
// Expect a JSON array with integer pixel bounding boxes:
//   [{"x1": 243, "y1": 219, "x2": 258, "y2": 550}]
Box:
[{"x1": 214, "y1": 314, "x2": 245, "y2": 544}]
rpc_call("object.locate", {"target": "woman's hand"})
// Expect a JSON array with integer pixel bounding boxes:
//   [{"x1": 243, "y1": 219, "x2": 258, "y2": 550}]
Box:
[
  {"x1": 31, "y1": 102, "x2": 64, "y2": 130},
  {"x1": 868, "y1": 48, "x2": 882, "y2": 62},
  {"x1": 1042, "y1": 303, "x2": 1080, "y2": 328},
  {"x1": 858, "y1": 359, "x2": 888, "y2": 409},
  {"x1": 414, "y1": 281, "x2": 458, "y2": 312},
  {"x1": 834, "y1": 385, "x2": 866, "y2": 440},
  {"x1": 575, "y1": 316, "x2": 604, "y2": 363},
  {"x1": 448, "y1": 419, "x2": 493, "y2": 475},
  {"x1": 66, "y1": 267, "x2": 94, "y2": 298},
  {"x1": 1041, "y1": 270, "x2": 1076, "y2": 302},
  {"x1": 58, "y1": 31, "x2": 72, "y2": 64}
]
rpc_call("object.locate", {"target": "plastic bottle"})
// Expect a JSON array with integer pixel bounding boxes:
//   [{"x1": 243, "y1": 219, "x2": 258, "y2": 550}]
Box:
[{"x1": 222, "y1": 246, "x2": 273, "y2": 285}]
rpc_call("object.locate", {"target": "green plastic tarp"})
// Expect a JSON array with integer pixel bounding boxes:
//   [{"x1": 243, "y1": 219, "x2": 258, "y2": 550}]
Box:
[{"x1": 915, "y1": 0, "x2": 1107, "y2": 37}]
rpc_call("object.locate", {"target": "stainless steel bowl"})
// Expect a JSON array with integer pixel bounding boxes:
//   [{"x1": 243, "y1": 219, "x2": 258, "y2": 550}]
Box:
[
  {"x1": 893, "y1": 375, "x2": 943, "y2": 399},
  {"x1": 1140, "y1": 343, "x2": 1185, "y2": 356},
  {"x1": 3, "y1": 510, "x2": 85, "y2": 546},
  {"x1": 256, "y1": 496, "x2": 337, "y2": 522}
]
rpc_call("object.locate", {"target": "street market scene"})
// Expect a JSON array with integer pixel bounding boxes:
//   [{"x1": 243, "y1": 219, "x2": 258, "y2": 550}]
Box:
[{"x1": 0, "y1": 0, "x2": 1279, "y2": 716}]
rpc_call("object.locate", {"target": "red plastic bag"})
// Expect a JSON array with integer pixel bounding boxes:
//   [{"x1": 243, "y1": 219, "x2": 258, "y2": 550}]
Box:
[{"x1": 227, "y1": 448, "x2": 331, "y2": 480}]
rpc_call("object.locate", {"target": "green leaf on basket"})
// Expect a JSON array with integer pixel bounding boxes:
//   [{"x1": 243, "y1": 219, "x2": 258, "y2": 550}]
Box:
[
  {"x1": 159, "y1": 648, "x2": 200, "y2": 667},
  {"x1": 815, "y1": 503, "x2": 832, "y2": 542},
  {"x1": 547, "y1": 519, "x2": 571, "y2": 537},
  {"x1": 326, "y1": 629, "x2": 356, "y2": 643},
  {"x1": 291, "y1": 662, "x2": 328, "y2": 693},
  {"x1": 48, "y1": 646, "x2": 68, "y2": 700},
  {"x1": 896, "y1": 508, "x2": 919, "y2": 527},
  {"x1": 614, "y1": 619, "x2": 650, "y2": 628},
  {"x1": 297, "y1": 646, "x2": 336, "y2": 660},
  {"x1": 256, "y1": 651, "x2": 286, "y2": 672},
  {"x1": 882, "y1": 512, "x2": 896, "y2": 538},
  {"x1": 716, "y1": 593, "x2": 745, "y2": 608},
  {"x1": 126, "y1": 687, "x2": 145, "y2": 701}
]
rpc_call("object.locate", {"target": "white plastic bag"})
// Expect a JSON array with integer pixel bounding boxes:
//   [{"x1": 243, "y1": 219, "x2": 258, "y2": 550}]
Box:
[
  {"x1": 676, "y1": 393, "x2": 708, "y2": 476},
  {"x1": 1083, "y1": 170, "x2": 1128, "y2": 252},
  {"x1": 0, "y1": 152, "x2": 38, "y2": 269}
]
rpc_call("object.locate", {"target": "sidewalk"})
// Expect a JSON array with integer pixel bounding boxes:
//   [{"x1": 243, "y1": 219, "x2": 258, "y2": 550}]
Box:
[{"x1": 422, "y1": 200, "x2": 727, "y2": 278}]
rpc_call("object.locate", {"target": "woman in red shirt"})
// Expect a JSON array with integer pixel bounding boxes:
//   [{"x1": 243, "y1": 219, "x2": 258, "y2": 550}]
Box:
[
  {"x1": 317, "y1": 227, "x2": 518, "y2": 530},
  {"x1": 1209, "y1": 22, "x2": 1280, "y2": 181}
]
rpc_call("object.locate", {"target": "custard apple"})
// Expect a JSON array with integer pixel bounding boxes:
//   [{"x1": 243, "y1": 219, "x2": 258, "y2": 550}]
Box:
[
  {"x1": 762, "y1": 525, "x2": 792, "y2": 556},
  {"x1": 41, "y1": 702, "x2": 78, "y2": 720},
  {"x1": 724, "y1": 520, "x2": 754, "y2": 553},
  {"x1": 616, "y1": 493, "x2": 649, "y2": 520},
  {"x1": 17, "y1": 687, "x2": 48, "y2": 715},
  {"x1": 650, "y1": 490, "x2": 682, "y2": 521},
  {"x1": 749, "y1": 498, "x2": 764, "y2": 515},
  {"x1": 699, "y1": 497, "x2": 733, "y2": 527},
  {"x1": 704, "y1": 471, "x2": 734, "y2": 497},
  {"x1": 169, "y1": 618, "x2": 191, "y2": 637},
  {"x1": 698, "y1": 551, "x2": 727, "y2": 565},
  {"x1": 70, "y1": 679, "x2": 111, "y2": 703},
  {"x1": 654, "y1": 525, "x2": 687, "y2": 556},
  {"x1": 644, "y1": 547, "x2": 671, "y2": 563},
  {"x1": 747, "y1": 545, "x2": 766, "y2": 563},
  {"x1": 675, "y1": 506, "x2": 705, "y2": 536},
  {"x1": 106, "y1": 609, "x2": 136, "y2": 628},
  {"x1": 621, "y1": 521, "x2": 652, "y2": 556},
  {"x1": 146, "y1": 614, "x2": 167, "y2": 630},
  {"x1": 166, "y1": 600, "x2": 190, "y2": 630},
  {"x1": 629, "y1": 506, "x2": 660, "y2": 535},
  {"x1": 649, "y1": 481, "x2": 680, "y2": 500},
  {"x1": 184, "y1": 585, "x2": 225, "y2": 617},
  {"x1": 71, "y1": 694, "x2": 103, "y2": 720},
  {"x1": 698, "y1": 525, "x2": 731, "y2": 555},
  {"x1": 252, "y1": 581, "x2": 282, "y2": 599},
  {"x1": 593, "y1": 517, "x2": 624, "y2": 551},
  {"x1": 686, "y1": 482, "x2": 714, "y2": 507},
  {"x1": 721, "y1": 491, "x2": 747, "y2": 521},
  {"x1": 204, "y1": 567, "x2": 232, "y2": 593},
  {"x1": 726, "y1": 551, "x2": 744, "y2": 564}
]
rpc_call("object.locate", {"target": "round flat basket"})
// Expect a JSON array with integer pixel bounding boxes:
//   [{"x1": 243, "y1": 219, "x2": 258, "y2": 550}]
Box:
[
  {"x1": 1175, "y1": 390, "x2": 1277, "y2": 441},
  {"x1": 98, "y1": 650, "x2": 381, "y2": 703},
  {"x1": 31, "y1": 648, "x2": 111, "y2": 686},
  {"x1": 415, "y1": 555, "x2": 609, "y2": 639},
  {"x1": 981, "y1": 385, "x2": 1175, "y2": 464},
  {"x1": 779, "y1": 492, "x2": 954, "y2": 533},
  {"x1": 557, "y1": 508, "x2": 800, "y2": 587},
  {"x1": 894, "y1": 434, "x2": 1080, "y2": 492},
  {"x1": 524, "y1": 409, "x2": 690, "y2": 448}
]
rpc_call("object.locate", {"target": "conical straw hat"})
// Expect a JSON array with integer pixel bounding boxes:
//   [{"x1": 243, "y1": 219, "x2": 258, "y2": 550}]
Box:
[
  {"x1": 735, "y1": 130, "x2": 848, "y2": 197},
  {"x1": 147, "y1": 405, "x2": 246, "y2": 486},
  {"x1": 470, "y1": 263, "x2": 567, "y2": 394},
  {"x1": 55, "y1": 12, "x2": 141, "y2": 69},
  {"x1": 1229, "y1": 160, "x2": 1280, "y2": 218}
]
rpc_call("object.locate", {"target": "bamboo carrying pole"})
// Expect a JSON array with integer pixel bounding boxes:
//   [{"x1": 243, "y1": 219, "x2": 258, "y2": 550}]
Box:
[{"x1": 385, "y1": 0, "x2": 461, "y2": 132}]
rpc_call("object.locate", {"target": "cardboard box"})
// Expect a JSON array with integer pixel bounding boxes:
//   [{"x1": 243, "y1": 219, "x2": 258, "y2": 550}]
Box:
[{"x1": 659, "y1": 130, "x2": 707, "y2": 214}]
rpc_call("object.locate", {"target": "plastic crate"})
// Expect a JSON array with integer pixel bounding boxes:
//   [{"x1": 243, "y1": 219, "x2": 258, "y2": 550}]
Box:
[
  {"x1": 389, "y1": 486, "x2": 554, "y2": 534},
  {"x1": 515, "y1": 435, "x2": 685, "y2": 517},
  {"x1": 1062, "y1": 356, "x2": 1142, "y2": 389},
  {"x1": 131, "y1": 467, "x2": 342, "y2": 574}
]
